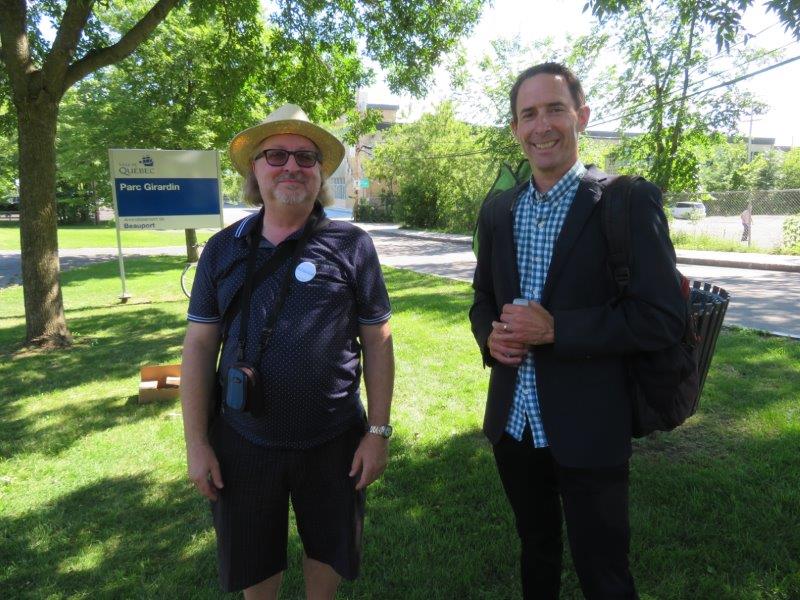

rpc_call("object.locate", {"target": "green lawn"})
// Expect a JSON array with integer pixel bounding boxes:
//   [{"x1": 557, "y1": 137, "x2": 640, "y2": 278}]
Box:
[
  {"x1": 0, "y1": 221, "x2": 215, "y2": 251},
  {"x1": 1, "y1": 261, "x2": 799, "y2": 598},
  {"x1": 670, "y1": 230, "x2": 777, "y2": 254}
]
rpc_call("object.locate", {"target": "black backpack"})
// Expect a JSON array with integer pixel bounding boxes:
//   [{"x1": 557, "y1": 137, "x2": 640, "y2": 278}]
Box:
[
  {"x1": 602, "y1": 175, "x2": 730, "y2": 437},
  {"x1": 473, "y1": 164, "x2": 730, "y2": 438}
]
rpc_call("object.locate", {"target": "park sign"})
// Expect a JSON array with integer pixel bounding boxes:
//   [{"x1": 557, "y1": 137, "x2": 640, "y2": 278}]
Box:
[
  {"x1": 107, "y1": 148, "x2": 224, "y2": 301},
  {"x1": 108, "y1": 149, "x2": 223, "y2": 230}
]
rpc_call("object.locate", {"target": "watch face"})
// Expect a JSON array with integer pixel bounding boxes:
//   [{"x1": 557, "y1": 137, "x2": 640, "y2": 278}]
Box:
[{"x1": 383, "y1": 424, "x2": 393, "y2": 438}]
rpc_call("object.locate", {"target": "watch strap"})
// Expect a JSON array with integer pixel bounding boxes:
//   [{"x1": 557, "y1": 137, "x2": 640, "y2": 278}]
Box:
[{"x1": 368, "y1": 424, "x2": 393, "y2": 438}]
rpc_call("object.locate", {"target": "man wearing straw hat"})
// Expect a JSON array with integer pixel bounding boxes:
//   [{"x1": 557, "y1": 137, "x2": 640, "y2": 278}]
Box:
[{"x1": 181, "y1": 104, "x2": 394, "y2": 598}]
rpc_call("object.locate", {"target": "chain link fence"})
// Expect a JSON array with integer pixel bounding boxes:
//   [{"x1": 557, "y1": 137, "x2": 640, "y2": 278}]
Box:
[{"x1": 664, "y1": 189, "x2": 800, "y2": 250}]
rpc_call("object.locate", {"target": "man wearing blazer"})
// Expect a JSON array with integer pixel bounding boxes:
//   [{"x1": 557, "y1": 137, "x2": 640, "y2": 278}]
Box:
[{"x1": 470, "y1": 63, "x2": 685, "y2": 599}]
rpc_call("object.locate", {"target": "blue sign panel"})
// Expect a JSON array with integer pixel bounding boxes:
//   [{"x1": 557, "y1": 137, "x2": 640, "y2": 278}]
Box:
[{"x1": 115, "y1": 178, "x2": 220, "y2": 216}]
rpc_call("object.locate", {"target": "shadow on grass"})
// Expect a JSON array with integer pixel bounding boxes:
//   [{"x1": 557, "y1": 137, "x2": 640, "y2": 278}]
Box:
[
  {"x1": 0, "y1": 393, "x2": 179, "y2": 460},
  {"x1": 0, "y1": 296, "x2": 189, "y2": 323},
  {"x1": 0, "y1": 306, "x2": 186, "y2": 460},
  {"x1": 618, "y1": 331, "x2": 800, "y2": 597},
  {"x1": 0, "y1": 475, "x2": 221, "y2": 598},
  {"x1": 628, "y1": 428, "x2": 800, "y2": 599},
  {"x1": 634, "y1": 329, "x2": 800, "y2": 460},
  {"x1": 0, "y1": 426, "x2": 797, "y2": 598},
  {"x1": 0, "y1": 431, "x2": 518, "y2": 600},
  {"x1": 335, "y1": 429, "x2": 531, "y2": 600}
]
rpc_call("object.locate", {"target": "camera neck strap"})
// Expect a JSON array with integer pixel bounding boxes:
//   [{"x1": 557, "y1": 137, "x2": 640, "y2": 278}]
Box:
[{"x1": 235, "y1": 202, "x2": 328, "y2": 362}]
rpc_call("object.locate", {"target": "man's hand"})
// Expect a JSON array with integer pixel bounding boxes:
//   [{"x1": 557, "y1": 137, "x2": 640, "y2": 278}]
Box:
[
  {"x1": 488, "y1": 321, "x2": 528, "y2": 366},
  {"x1": 349, "y1": 433, "x2": 389, "y2": 490},
  {"x1": 187, "y1": 441, "x2": 224, "y2": 501},
  {"x1": 499, "y1": 301, "x2": 555, "y2": 346}
]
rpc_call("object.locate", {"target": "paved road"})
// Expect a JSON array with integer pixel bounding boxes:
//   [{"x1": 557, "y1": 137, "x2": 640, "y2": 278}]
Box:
[
  {"x1": 2, "y1": 219, "x2": 798, "y2": 338},
  {"x1": 363, "y1": 227, "x2": 800, "y2": 339},
  {"x1": 675, "y1": 262, "x2": 800, "y2": 338}
]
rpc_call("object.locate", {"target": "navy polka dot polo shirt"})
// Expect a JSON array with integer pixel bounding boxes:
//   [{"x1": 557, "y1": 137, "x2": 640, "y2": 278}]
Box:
[{"x1": 187, "y1": 207, "x2": 391, "y2": 449}]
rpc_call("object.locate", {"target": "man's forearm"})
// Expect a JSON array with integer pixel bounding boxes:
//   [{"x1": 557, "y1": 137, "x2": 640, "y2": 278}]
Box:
[
  {"x1": 361, "y1": 325, "x2": 394, "y2": 426},
  {"x1": 180, "y1": 325, "x2": 221, "y2": 447}
]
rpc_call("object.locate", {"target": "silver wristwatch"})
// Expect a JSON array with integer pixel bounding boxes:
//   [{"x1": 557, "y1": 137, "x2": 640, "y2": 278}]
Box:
[{"x1": 368, "y1": 424, "x2": 393, "y2": 439}]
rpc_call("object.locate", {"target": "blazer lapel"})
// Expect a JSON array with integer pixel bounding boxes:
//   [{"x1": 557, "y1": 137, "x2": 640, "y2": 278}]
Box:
[
  {"x1": 497, "y1": 183, "x2": 526, "y2": 298},
  {"x1": 542, "y1": 171, "x2": 605, "y2": 305}
]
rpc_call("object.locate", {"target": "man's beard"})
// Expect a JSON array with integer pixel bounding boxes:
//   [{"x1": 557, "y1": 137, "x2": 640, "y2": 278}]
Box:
[
  {"x1": 272, "y1": 176, "x2": 317, "y2": 205},
  {"x1": 274, "y1": 188, "x2": 312, "y2": 205}
]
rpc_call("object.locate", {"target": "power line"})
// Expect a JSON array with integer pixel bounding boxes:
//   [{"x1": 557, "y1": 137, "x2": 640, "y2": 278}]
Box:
[
  {"x1": 683, "y1": 20, "x2": 784, "y2": 79},
  {"x1": 591, "y1": 38, "x2": 799, "y2": 127},
  {"x1": 589, "y1": 18, "x2": 790, "y2": 127},
  {"x1": 681, "y1": 39, "x2": 798, "y2": 97},
  {"x1": 588, "y1": 54, "x2": 800, "y2": 129}
]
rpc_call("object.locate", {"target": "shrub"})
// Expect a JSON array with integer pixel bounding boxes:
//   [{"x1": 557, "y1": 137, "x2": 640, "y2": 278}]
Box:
[
  {"x1": 364, "y1": 102, "x2": 495, "y2": 233},
  {"x1": 782, "y1": 214, "x2": 800, "y2": 252},
  {"x1": 354, "y1": 194, "x2": 396, "y2": 223}
]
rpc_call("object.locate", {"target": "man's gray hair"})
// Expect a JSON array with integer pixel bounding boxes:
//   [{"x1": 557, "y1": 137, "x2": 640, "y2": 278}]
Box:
[{"x1": 241, "y1": 170, "x2": 334, "y2": 207}]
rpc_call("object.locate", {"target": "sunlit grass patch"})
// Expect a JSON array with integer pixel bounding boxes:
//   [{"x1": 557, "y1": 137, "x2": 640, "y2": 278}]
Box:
[{"x1": 1, "y1": 259, "x2": 798, "y2": 598}]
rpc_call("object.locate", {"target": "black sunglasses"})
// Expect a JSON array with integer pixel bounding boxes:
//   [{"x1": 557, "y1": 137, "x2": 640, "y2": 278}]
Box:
[{"x1": 257, "y1": 148, "x2": 322, "y2": 168}]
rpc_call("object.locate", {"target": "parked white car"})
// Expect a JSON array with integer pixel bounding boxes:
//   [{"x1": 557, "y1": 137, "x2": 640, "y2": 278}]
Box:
[{"x1": 671, "y1": 201, "x2": 706, "y2": 219}]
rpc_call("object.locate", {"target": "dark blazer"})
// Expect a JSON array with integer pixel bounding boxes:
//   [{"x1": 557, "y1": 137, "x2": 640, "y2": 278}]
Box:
[{"x1": 469, "y1": 166, "x2": 685, "y2": 468}]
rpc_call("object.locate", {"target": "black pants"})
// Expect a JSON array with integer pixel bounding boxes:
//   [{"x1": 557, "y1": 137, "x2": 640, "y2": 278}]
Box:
[{"x1": 493, "y1": 429, "x2": 637, "y2": 599}]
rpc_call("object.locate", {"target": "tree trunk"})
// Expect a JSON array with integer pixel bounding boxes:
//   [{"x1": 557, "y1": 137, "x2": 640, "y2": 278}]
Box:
[
  {"x1": 17, "y1": 99, "x2": 72, "y2": 347},
  {"x1": 185, "y1": 228, "x2": 199, "y2": 262}
]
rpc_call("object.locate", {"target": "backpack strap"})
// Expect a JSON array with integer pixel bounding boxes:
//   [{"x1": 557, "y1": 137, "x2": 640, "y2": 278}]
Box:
[{"x1": 601, "y1": 175, "x2": 643, "y2": 296}]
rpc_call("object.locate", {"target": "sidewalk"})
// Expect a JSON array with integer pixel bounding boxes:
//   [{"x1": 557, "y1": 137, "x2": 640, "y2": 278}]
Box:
[{"x1": 355, "y1": 222, "x2": 800, "y2": 273}]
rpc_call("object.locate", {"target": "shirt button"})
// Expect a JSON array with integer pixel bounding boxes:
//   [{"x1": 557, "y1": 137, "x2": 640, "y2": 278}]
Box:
[{"x1": 537, "y1": 221, "x2": 545, "y2": 228}]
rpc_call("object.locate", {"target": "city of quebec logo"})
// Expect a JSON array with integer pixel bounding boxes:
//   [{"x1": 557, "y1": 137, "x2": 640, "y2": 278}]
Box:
[{"x1": 118, "y1": 155, "x2": 156, "y2": 175}]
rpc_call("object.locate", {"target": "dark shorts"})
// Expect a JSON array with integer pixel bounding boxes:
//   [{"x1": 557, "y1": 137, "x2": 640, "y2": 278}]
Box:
[{"x1": 209, "y1": 418, "x2": 366, "y2": 592}]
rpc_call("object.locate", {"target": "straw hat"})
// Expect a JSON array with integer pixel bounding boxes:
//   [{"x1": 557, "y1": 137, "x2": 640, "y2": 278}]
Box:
[{"x1": 228, "y1": 104, "x2": 345, "y2": 179}]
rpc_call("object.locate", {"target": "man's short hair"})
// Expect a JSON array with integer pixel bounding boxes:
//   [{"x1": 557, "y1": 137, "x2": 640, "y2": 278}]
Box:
[
  {"x1": 241, "y1": 171, "x2": 334, "y2": 207},
  {"x1": 510, "y1": 62, "x2": 586, "y2": 122}
]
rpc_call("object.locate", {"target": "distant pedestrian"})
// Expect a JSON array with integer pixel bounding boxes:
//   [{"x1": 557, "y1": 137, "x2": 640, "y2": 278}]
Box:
[{"x1": 741, "y1": 203, "x2": 753, "y2": 242}]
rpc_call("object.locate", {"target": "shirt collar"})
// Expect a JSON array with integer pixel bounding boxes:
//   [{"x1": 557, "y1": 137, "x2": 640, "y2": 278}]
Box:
[
  {"x1": 233, "y1": 201, "x2": 326, "y2": 240},
  {"x1": 511, "y1": 161, "x2": 586, "y2": 212},
  {"x1": 234, "y1": 207, "x2": 263, "y2": 239},
  {"x1": 529, "y1": 161, "x2": 586, "y2": 203}
]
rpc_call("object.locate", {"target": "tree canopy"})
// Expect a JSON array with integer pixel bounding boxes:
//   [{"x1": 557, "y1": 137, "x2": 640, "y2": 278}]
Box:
[
  {"x1": 781, "y1": 148, "x2": 800, "y2": 189},
  {"x1": 586, "y1": 0, "x2": 800, "y2": 49},
  {"x1": 0, "y1": 0, "x2": 487, "y2": 345},
  {"x1": 592, "y1": 0, "x2": 773, "y2": 191},
  {"x1": 365, "y1": 101, "x2": 495, "y2": 232}
]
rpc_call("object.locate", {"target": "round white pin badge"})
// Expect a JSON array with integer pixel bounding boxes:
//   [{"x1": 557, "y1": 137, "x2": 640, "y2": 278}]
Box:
[{"x1": 295, "y1": 261, "x2": 316, "y2": 282}]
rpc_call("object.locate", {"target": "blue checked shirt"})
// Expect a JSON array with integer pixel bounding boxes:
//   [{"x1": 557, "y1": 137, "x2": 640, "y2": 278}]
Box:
[{"x1": 506, "y1": 161, "x2": 587, "y2": 446}]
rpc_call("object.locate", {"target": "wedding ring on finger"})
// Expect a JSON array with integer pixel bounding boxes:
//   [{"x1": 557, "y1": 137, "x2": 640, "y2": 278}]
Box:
[{"x1": 503, "y1": 323, "x2": 508, "y2": 332}]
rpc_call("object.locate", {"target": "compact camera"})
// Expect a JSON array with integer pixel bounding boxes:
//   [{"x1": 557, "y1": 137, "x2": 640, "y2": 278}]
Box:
[{"x1": 223, "y1": 362, "x2": 261, "y2": 413}]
